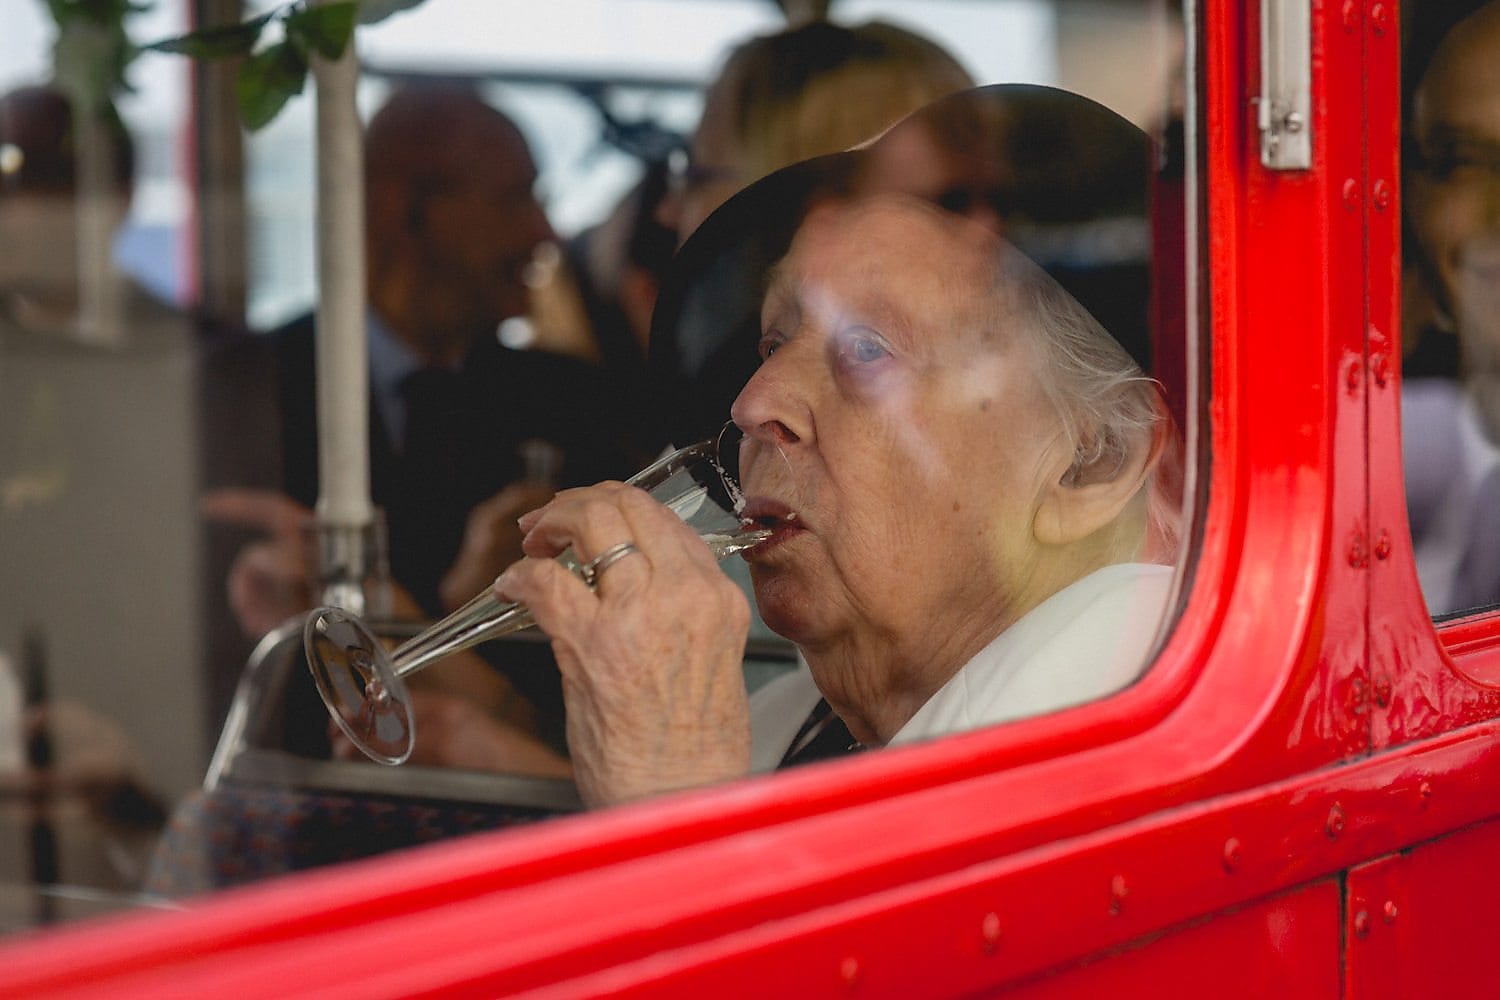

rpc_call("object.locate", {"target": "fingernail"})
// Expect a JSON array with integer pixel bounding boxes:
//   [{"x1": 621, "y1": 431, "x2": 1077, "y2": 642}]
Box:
[{"x1": 494, "y1": 567, "x2": 516, "y2": 599}]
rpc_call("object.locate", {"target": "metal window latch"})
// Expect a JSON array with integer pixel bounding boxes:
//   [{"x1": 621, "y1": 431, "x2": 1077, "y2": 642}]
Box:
[{"x1": 1258, "y1": 0, "x2": 1313, "y2": 170}]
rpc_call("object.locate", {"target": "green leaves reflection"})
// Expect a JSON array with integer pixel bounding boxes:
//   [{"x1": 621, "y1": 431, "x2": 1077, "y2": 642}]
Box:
[{"x1": 145, "y1": 0, "x2": 407, "y2": 130}]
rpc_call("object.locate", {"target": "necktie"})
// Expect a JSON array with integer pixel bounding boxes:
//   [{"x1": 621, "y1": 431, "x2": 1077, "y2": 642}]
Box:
[
  {"x1": 398, "y1": 367, "x2": 462, "y2": 460},
  {"x1": 779, "y1": 698, "x2": 864, "y2": 768},
  {"x1": 391, "y1": 367, "x2": 466, "y2": 612}
]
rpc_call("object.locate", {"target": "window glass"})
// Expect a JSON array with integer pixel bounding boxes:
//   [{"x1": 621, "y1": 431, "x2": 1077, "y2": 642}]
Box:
[
  {"x1": 0, "y1": 0, "x2": 1190, "y2": 933},
  {"x1": 1400, "y1": 1, "x2": 1500, "y2": 619}
]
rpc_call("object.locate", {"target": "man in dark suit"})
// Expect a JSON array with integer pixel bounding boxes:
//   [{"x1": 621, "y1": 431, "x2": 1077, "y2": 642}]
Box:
[{"x1": 207, "y1": 83, "x2": 639, "y2": 752}]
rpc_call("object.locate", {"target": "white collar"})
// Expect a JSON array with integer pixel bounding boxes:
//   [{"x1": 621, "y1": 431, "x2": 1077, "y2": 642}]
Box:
[{"x1": 889, "y1": 563, "x2": 1174, "y2": 746}]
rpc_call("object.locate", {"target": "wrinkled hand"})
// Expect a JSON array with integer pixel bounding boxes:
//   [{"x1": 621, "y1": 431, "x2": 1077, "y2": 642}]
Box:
[
  {"x1": 439, "y1": 481, "x2": 557, "y2": 613},
  {"x1": 496, "y1": 482, "x2": 752, "y2": 808},
  {"x1": 327, "y1": 688, "x2": 572, "y2": 779},
  {"x1": 201, "y1": 489, "x2": 315, "y2": 638}
]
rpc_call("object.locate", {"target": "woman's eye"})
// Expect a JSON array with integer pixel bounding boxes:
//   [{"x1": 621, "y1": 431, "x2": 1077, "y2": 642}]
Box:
[
  {"x1": 757, "y1": 333, "x2": 783, "y2": 361},
  {"x1": 836, "y1": 327, "x2": 891, "y2": 368}
]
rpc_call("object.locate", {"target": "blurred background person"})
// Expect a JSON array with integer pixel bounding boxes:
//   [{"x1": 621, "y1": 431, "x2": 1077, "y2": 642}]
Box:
[
  {"x1": 1400, "y1": 0, "x2": 1495, "y2": 380},
  {"x1": 205, "y1": 82, "x2": 638, "y2": 759},
  {"x1": 0, "y1": 84, "x2": 187, "y2": 899},
  {"x1": 553, "y1": 159, "x2": 678, "y2": 452},
  {"x1": 0, "y1": 86, "x2": 164, "y2": 337},
  {"x1": 1401, "y1": 1, "x2": 1500, "y2": 614},
  {"x1": 660, "y1": 18, "x2": 974, "y2": 245}
]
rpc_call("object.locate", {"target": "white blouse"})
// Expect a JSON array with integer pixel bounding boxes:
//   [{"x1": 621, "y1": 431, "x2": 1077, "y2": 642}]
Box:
[{"x1": 748, "y1": 562, "x2": 1175, "y2": 769}]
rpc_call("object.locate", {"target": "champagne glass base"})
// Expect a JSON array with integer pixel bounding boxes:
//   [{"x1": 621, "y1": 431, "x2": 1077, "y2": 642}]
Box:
[{"x1": 303, "y1": 607, "x2": 415, "y2": 765}]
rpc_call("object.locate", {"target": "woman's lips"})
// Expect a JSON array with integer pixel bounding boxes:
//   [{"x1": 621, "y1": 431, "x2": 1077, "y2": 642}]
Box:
[{"x1": 739, "y1": 497, "x2": 806, "y2": 555}]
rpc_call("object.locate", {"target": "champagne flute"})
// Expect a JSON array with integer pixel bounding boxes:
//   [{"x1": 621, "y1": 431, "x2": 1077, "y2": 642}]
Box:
[{"x1": 303, "y1": 427, "x2": 770, "y2": 765}]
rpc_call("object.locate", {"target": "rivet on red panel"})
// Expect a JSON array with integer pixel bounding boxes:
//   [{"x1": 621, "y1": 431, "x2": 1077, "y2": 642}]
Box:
[
  {"x1": 981, "y1": 912, "x2": 1002, "y2": 954},
  {"x1": 839, "y1": 956, "x2": 861, "y2": 989},
  {"x1": 1347, "y1": 528, "x2": 1369, "y2": 568},
  {"x1": 1346, "y1": 358, "x2": 1363, "y2": 393},
  {"x1": 1354, "y1": 908, "x2": 1371, "y2": 938},
  {"x1": 1108, "y1": 874, "x2": 1129, "y2": 916},
  {"x1": 1327, "y1": 803, "x2": 1346, "y2": 839},
  {"x1": 1349, "y1": 676, "x2": 1368, "y2": 716},
  {"x1": 1222, "y1": 837, "x2": 1242, "y2": 872},
  {"x1": 1369, "y1": 2, "x2": 1389, "y2": 36},
  {"x1": 1383, "y1": 900, "x2": 1399, "y2": 924}
]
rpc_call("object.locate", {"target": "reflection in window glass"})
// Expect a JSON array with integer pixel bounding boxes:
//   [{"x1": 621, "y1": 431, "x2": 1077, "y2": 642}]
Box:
[
  {"x1": 1401, "y1": 1, "x2": 1500, "y2": 617},
  {"x1": 0, "y1": 0, "x2": 1190, "y2": 934}
]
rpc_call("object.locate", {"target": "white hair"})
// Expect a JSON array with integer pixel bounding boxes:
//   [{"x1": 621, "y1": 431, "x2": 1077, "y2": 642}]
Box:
[{"x1": 996, "y1": 249, "x2": 1183, "y2": 559}]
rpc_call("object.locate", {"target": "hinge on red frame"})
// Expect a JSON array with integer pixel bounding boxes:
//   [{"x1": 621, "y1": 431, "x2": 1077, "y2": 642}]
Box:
[{"x1": 1258, "y1": 0, "x2": 1313, "y2": 169}]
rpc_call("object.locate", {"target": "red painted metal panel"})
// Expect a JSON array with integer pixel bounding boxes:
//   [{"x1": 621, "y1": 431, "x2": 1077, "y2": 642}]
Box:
[
  {"x1": 1000, "y1": 880, "x2": 1342, "y2": 1000},
  {"x1": 9, "y1": 705, "x2": 1500, "y2": 997},
  {"x1": 1346, "y1": 852, "x2": 1404, "y2": 1000},
  {"x1": 556, "y1": 724, "x2": 1500, "y2": 1000},
  {"x1": 1391, "y1": 820, "x2": 1500, "y2": 995},
  {"x1": 1316, "y1": 0, "x2": 1378, "y2": 768},
  {"x1": 1348, "y1": 820, "x2": 1500, "y2": 999}
]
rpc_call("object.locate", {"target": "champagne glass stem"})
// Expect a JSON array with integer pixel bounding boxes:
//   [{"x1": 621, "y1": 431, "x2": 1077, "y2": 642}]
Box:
[
  {"x1": 387, "y1": 549, "x2": 583, "y2": 679},
  {"x1": 390, "y1": 592, "x2": 535, "y2": 679},
  {"x1": 385, "y1": 528, "x2": 769, "y2": 682}
]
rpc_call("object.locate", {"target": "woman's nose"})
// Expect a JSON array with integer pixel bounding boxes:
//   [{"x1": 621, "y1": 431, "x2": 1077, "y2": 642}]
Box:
[{"x1": 731, "y1": 360, "x2": 804, "y2": 448}]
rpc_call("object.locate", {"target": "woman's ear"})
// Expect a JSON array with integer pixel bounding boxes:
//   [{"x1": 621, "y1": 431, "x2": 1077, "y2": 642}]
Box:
[{"x1": 1033, "y1": 418, "x2": 1164, "y2": 547}]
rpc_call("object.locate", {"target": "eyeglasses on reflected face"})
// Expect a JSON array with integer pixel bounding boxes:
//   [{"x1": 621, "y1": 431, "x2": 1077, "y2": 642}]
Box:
[
  {"x1": 1409, "y1": 134, "x2": 1500, "y2": 185},
  {"x1": 934, "y1": 185, "x2": 1019, "y2": 219}
]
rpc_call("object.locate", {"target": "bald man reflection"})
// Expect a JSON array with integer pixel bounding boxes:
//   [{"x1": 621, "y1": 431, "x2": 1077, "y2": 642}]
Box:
[{"x1": 499, "y1": 193, "x2": 1176, "y2": 807}]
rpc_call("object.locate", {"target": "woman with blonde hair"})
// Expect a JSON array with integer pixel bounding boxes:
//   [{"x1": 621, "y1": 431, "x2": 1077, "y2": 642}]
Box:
[{"x1": 663, "y1": 19, "x2": 975, "y2": 242}]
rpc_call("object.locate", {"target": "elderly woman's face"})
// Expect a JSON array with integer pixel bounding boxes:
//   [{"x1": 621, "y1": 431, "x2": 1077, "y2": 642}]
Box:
[{"x1": 731, "y1": 195, "x2": 1071, "y2": 677}]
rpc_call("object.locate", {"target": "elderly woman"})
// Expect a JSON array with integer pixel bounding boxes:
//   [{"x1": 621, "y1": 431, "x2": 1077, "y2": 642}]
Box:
[{"x1": 494, "y1": 86, "x2": 1180, "y2": 808}]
